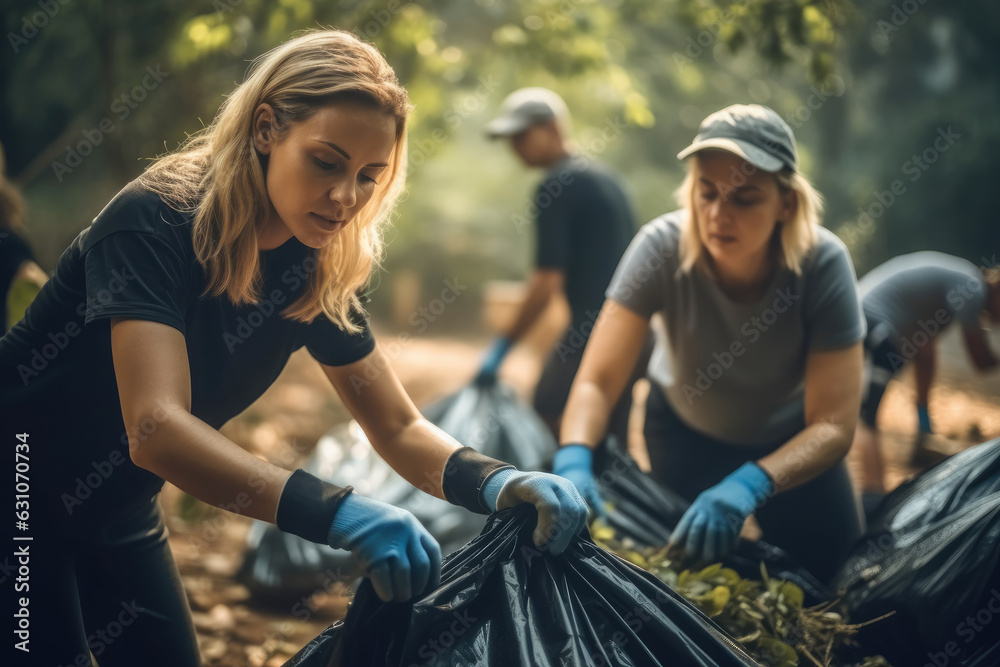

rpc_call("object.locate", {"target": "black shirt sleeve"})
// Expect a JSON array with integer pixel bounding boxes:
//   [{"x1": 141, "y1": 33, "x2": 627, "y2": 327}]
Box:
[
  {"x1": 83, "y1": 230, "x2": 190, "y2": 333},
  {"x1": 534, "y1": 172, "x2": 574, "y2": 270},
  {"x1": 302, "y1": 308, "x2": 376, "y2": 366}
]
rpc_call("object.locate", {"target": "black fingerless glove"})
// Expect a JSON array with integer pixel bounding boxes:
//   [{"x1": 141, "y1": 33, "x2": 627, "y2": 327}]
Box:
[
  {"x1": 441, "y1": 447, "x2": 515, "y2": 514},
  {"x1": 275, "y1": 469, "x2": 354, "y2": 544}
]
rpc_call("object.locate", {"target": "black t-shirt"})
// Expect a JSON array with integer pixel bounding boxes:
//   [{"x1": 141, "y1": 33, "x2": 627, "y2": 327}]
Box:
[
  {"x1": 0, "y1": 180, "x2": 374, "y2": 519},
  {"x1": 0, "y1": 229, "x2": 36, "y2": 332},
  {"x1": 533, "y1": 156, "x2": 636, "y2": 329}
]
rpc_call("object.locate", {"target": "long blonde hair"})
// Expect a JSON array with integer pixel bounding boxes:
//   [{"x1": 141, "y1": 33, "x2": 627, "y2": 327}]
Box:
[
  {"x1": 676, "y1": 157, "x2": 823, "y2": 275},
  {"x1": 140, "y1": 29, "x2": 411, "y2": 332}
]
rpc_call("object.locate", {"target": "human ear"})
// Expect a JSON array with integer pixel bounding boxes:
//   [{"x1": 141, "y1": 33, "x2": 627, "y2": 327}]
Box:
[{"x1": 252, "y1": 103, "x2": 277, "y2": 155}]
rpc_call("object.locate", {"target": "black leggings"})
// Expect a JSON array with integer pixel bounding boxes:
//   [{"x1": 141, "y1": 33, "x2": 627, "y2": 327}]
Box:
[
  {"x1": 4, "y1": 494, "x2": 200, "y2": 666},
  {"x1": 643, "y1": 382, "x2": 863, "y2": 584}
]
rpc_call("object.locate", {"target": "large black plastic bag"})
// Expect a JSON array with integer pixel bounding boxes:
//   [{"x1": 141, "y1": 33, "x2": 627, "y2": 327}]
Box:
[
  {"x1": 241, "y1": 382, "x2": 557, "y2": 605},
  {"x1": 284, "y1": 505, "x2": 761, "y2": 667},
  {"x1": 832, "y1": 438, "x2": 1000, "y2": 666},
  {"x1": 592, "y1": 436, "x2": 831, "y2": 606},
  {"x1": 421, "y1": 380, "x2": 557, "y2": 471},
  {"x1": 238, "y1": 421, "x2": 485, "y2": 605}
]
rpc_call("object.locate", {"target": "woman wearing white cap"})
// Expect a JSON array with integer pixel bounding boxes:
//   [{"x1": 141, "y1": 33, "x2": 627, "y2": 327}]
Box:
[{"x1": 551, "y1": 104, "x2": 866, "y2": 582}]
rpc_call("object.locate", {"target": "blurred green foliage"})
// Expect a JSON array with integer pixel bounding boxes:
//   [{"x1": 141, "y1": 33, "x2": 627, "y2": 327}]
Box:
[{"x1": 2, "y1": 0, "x2": 997, "y2": 332}]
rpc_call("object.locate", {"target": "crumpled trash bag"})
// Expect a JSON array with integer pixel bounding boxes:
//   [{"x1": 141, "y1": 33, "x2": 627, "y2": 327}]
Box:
[
  {"x1": 238, "y1": 421, "x2": 487, "y2": 605},
  {"x1": 421, "y1": 379, "x2": 557, "y2": 471},
  {"x1": 283, "y1": 505, "x2": 761, "y2": 667},
  {"x1": 832, "y1": 438, "x2": 1000, "y2": 666},
  {"x1": 593, "y1": 436, "x2": 830, "y2": 606},
  {"x1": 240, "y1": 381, "x2": 557, "y2": 605}
]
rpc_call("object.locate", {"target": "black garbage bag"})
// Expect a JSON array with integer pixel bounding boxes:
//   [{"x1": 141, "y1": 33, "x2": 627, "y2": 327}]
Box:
[
  {"x1": 283, "y1": 505, "x2": 761, "y2": 667},
  {"x1": 238, "y1": 421, "x2": 486, "y2": 605},
  {"x1": 240, "y1": 382, "x2": 557, "y2": 605},
  {"x1": 593, "y1": 436, "x2": 831, "y2": 606},
  {"x1": 832, "y1": 438, "x2": 1000, "y2": 666},
  {"x1": 421, "y1": 379, "x2": 557, "y2": 471}
]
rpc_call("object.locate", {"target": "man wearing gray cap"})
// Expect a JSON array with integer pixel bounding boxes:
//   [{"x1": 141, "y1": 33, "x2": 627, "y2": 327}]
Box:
[
  {"x1": 476, "y1": 87, "x2": 645, "y2": 450},
  {"x1": 553, "y1": 104, "x2": 867, "y2": 583}
]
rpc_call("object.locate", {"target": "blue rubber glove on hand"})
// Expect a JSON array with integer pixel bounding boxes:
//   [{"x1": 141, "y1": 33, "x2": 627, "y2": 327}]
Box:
[
  {"x1": 328, "y1": 494, "x2": 442, "y2": 603},
  {"x1": 481, "y1": 468, "x2": 589, "y2": 555},
  {"x1": 552, "y1": 445, "x2": 607, "y2": 519},
  {"x1": 917, "y1": 405, "x2": 933, "y2": 434},
  {"x1": 475, "y1": 337, "x2": 512, "y2": 385},
  {"x1": 668, "y1": 462, "x2": 774, "y2": 564}
]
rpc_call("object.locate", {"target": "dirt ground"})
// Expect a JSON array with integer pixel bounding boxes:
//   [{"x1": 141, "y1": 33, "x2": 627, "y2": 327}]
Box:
[{"x1": 158, "y1": 323, "x2": 1000, "y2": 667}]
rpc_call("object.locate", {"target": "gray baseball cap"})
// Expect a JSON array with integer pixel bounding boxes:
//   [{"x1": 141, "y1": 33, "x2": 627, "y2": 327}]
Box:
[
  {"x1": 676, "y1": 104, "x2": 797, "y2": 173},
  {"x1": 485, "y1": 87, "x2": 571, "y2": 139}
]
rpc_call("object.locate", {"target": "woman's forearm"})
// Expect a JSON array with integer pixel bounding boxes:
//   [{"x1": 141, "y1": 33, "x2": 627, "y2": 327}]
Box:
[
  {"x1": 756, "y1": 420, "x2": 853, "y2": 494},
  {"x1": 367, "y1": 417, "x2": 460, "y2": 500},
  {"x1": 130, "y1": 406, "x2": 292, "y2": 523},
  {"x1": 560, "y1": 380, "x2": 616, "y2": 447},
  {"x1": 559, "y1": 300, "x2": 650, "y2": 447}
]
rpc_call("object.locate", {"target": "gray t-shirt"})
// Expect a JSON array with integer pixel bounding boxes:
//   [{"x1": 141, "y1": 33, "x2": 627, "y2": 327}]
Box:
[
  {"x1": 858, "y1": 251, "x2": 986, "y2": 348},
  {"x1": 607, "y1": 210, "x2": 865, "y2": 446}
]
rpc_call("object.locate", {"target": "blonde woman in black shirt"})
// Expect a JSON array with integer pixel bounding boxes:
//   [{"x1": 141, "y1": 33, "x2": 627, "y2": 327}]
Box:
[{"x1": 0, "y1": 30, "x2": 586, "y2": 666}]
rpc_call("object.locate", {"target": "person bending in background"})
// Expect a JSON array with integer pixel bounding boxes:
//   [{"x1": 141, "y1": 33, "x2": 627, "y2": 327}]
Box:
[
  {"x1": 853, "y1": 252, "x2": 1000, "y2": 504},
  {"x1": 0, "y1": 30, "x2": 586, "y2": 667},
  {"x1": 551, "y1": 104, "x2": 866, "y2": 583},
  {"x1": 0, "y1": 141, "x2": 48, "y2": 332},
  {"x1": 476, "y1": 87, "x2": 650, "y2": 448}
]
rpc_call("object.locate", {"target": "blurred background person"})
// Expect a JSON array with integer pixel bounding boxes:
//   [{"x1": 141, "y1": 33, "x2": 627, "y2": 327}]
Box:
[
  {"x1": 0, "y1": 141, "x2": 48, "y2": 332},
  {"x1": 553, "y1": 105, "x2": 866, "y2": 583},
  {"x1": 853, "y1": 252, "x2": 1000, "y2": 504},
  {"x1": 477, "y1": 87, "x2": 650, "y2": 450}
]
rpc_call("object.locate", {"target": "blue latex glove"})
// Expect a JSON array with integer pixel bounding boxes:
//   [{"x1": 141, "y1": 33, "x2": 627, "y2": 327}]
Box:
[
  {"x1": 552, "y1": 445, "x2": 607, "y2": 519},
  {"x1": 328, "y1": 494, "x2": 442, "y2": 602},
  {"x1": 668, "y1": 462, "x2": 774, "y2": 564},
  {"x1": 481, "y1": 468, "x2": 589, "y2": 555},
  {"x1": 917, "y1": 405, "x2": 933, "y2": 433},
  {"x1": 475, "y1": 337, "x2": 512, "y2": 385}
]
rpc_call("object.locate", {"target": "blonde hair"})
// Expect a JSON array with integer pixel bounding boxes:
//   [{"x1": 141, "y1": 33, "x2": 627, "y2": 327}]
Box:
[
  {"x1": 140, "y1": 29, "x2": 411, "y2": 333},
  {"x1": 676, "y1": 156, "x2": 824, "y2": 275}
]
